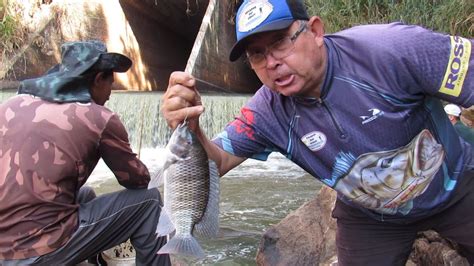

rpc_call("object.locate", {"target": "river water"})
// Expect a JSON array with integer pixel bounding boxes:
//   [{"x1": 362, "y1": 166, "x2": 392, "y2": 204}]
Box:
[{"x1": 1, "y1": 90, "x2": 322, "y2": 265}]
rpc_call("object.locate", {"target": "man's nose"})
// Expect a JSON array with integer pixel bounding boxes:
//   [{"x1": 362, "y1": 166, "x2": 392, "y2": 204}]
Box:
[{"x1": 263, "y1": 52, "x2": 280, "y2": 69}]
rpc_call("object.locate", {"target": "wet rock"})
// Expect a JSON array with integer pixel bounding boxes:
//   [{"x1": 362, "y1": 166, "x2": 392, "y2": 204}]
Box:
[
  {"x1": 256, "y1": 186, "x2": 469, "y2": 266},
  {"x1": 256, "y1": 186, "x2": 337, "y2": 266}
]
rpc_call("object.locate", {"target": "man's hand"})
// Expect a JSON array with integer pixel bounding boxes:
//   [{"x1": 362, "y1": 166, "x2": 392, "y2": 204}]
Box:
[
  {"x1": 161, "y1": 71, "x2": 204, "y2": 131},
  {"x1": 161, "y1": 72, "x2": 247, "y2": 175}
]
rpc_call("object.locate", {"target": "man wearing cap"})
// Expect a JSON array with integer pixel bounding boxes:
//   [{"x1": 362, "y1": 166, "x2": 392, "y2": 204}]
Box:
[
  {"x1": 161, "y1": 0, "x2": 473, "y2": 265},
  {"x1": 444, "y1": 104, "x2": 474, "y2": 145},
  {"x1": 0, "y1": 41, "x2": 170, "y2": 265}
]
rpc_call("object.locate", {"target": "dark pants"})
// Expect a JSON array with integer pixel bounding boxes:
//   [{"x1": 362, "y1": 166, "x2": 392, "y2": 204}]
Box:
[
  {"x1": 32, "y1": 187, "x2": 171, "y2": 266},
  {"x1": 333, "y1": 170, "x2": 474, "y2": 266}
]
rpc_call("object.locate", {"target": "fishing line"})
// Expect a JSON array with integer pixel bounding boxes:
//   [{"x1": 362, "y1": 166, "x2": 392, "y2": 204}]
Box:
[{"x1": 183, "y1": 102, "x2": 190, "y2": 123}]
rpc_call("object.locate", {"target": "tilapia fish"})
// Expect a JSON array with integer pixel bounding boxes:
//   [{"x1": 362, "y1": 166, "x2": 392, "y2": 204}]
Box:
[{"x1": 148, "y1": 121, "x2": 219, "y2": 258}]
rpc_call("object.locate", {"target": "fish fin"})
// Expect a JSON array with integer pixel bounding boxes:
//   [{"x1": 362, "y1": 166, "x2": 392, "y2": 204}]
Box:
[
  {"x1": 147, "y1": 169, "x2": 164, "y2": 189},
  {"x1": 157, "y1": 234, "x2": 205, "y2": 259},
  {"x1": 148, "y1": 151, "x2": 176, "y2": 189},
  {"x1": 156, "y1": 207, "x2": 175, "y2": 236},
  {"x1": 194, "y1": 160, "x2": 220, "y2": 238}
]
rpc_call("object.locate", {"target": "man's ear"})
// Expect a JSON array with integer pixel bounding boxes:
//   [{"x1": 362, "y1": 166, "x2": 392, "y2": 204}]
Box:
[
  {"x1": 307, "y1": 16, "x2": 325, "y2": 46},
  {"x1": 89, "y1": 72, "x2": 103, "y2": 96},
  {"x1": 93, "y1": 72, "x2": 104, "y2": 86}
]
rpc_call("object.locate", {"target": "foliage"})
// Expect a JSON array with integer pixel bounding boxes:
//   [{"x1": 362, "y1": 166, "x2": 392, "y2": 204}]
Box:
[
  {"x1": 1, "y1": 14, "x2": 15, "y2": 40},
  {"x1": 306, "y1": 0, "x2": 473, "y2": 37},
  {"x1": 1, "y1": 1, "x2": 25, "y2": 55}
]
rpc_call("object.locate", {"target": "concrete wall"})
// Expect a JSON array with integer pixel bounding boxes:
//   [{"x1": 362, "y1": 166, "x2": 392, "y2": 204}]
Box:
[
  {"x1": 185, "y1": 0, "x2": 261, "y2": 93},
  {"x1": 2, "y1": 0, "x2": 260, "y2": 93}
]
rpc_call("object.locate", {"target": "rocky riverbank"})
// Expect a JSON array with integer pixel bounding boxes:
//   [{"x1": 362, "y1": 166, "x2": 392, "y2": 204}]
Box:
[{"x1": 256, "y1": 186, "x2": 469, "y2": 266}]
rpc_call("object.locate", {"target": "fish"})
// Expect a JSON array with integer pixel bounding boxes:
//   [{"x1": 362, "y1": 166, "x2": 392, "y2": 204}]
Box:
[{"x1": 148, "y1": 121, "x2": 220, "y2": 258}]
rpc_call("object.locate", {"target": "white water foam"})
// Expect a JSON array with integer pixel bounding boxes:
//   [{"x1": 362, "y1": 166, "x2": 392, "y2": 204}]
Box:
[{"x1": 86, "y1": 149, "x2": 307, "y2": 187}]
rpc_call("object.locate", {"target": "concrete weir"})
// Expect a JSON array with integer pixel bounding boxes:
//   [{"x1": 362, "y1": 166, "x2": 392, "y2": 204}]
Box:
[{"x1": 1, "y1": 0, "x2": 260, "y2": 93}]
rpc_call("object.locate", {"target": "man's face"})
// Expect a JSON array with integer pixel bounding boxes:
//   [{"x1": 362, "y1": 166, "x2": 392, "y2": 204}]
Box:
[
  {"x1": 245, "y1": 19, "x2": 326, "y2": 98},
  {"x1": 90, "y1": 72, "x2": 114, "y2": 106}
]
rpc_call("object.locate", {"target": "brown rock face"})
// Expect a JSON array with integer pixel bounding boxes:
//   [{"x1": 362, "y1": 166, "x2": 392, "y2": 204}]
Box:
[
  {"x1": 256, "y1": 186, "x2": 337, "y2": 266},
  {"x1": 256, "y1": 186, "x2": 469, "y2": 266}
]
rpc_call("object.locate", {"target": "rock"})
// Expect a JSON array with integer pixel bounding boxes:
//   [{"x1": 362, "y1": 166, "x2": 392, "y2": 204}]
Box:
[
  {"x1": 256, "y1": 186, "x2": 337, "y2": 266},
  {"x1": 410, "y1": 231, "x2": 469, "y2": 266},
  {"x1": 102, "y1": 240, "x2": 135, "y2": 266},
  {"x1": 256, "y1": 186, "x2": 469, "y2": 266}
]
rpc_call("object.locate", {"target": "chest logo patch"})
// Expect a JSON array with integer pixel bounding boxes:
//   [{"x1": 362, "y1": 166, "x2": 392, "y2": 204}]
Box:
[
  {"x1": 360, "y1": 108, "x2": 384, "y2": 124},
  {"x1": 301, "y1": 131, "x2": 327, "y2": 151}
]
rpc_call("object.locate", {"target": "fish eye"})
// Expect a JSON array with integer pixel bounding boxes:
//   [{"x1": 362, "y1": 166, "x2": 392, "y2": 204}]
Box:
[{"x1": 381, "y1": 158, "x2": 392, "y2": 168}]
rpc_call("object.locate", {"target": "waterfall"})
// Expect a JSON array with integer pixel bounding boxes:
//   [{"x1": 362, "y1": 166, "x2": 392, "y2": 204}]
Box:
[
  {"x1": 106, "y1": 91, "x2": 251, "y2": 150},
  {"x1": 0, "y1": 90, "x2": 16, "y2": 102}
]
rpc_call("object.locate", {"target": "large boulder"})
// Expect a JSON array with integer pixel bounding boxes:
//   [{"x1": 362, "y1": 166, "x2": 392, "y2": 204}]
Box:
[
  {"x1": 256, "y1": 186, "x2": 337, "y2": 266},
  {"x1": 256, "y1": 186, "x2": 469, "y2": 266}
]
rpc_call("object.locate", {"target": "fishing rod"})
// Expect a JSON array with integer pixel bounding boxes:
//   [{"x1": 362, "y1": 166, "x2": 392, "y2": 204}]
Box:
[{"x1": 193, "y1": 77, "x2": 237, "y2": 94}]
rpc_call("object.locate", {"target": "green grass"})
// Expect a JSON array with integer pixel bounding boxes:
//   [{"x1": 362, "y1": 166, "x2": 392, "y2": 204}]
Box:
[
  {"x1": 306, "y1": 0, "x2": 473, "y2": 37},
  {"x1": 1, "y1": 1, "x2": 27, "y2": 60},
  {"x1": 1, "y1": 14, "x2": 15, "y2": 40}
]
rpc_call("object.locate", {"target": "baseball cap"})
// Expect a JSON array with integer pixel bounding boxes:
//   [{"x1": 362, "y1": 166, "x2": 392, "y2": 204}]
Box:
[
  {"x1": 229, "y1": 0, "x2": 309, "y2": 62},
  {"x1": 19, "y1": 40, "x2": 132, "y2": 103},
  {"x1": 444, "y1": 104, "x2": 462, "y2": 116}
]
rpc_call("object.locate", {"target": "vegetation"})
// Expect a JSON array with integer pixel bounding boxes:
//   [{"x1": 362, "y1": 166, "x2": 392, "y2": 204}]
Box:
[
  {"x1": 230, "y1": 0, "x2": 472, "y2": 37},
  {"x1": 1, "y1": 0, "x2": 26, "y2": 57},
  {"x1": 306, "y1": 0, "x2": 473, "y2": 36},
  {"x1": 1, "y1": 13, "x2": 15, "y2": 40},
  {"x1": 1, "y1": 0, "x2": 472, "y2": 76}
]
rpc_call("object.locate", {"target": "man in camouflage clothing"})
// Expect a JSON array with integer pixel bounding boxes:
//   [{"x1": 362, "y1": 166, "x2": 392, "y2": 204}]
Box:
[{"x1": 0, "y1": 41, "x2": 170, "y2": 265}]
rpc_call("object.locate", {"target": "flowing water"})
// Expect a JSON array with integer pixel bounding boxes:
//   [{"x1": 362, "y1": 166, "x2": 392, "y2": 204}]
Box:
[{"x1": 1, "y1": 90, "x2": 322, "y2": 265}]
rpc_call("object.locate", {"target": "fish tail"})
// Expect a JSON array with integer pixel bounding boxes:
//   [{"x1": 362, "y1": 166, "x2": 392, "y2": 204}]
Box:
[{"x1": 157, "y1": 234, "x2": 205, "y2": 258}]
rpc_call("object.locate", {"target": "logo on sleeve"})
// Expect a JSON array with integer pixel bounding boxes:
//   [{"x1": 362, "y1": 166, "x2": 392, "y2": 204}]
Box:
[
  {"x1": 439, "y1": 36, "x2": 471, "y2": 97},
  {"x1": 231, "y1": 107, "x2": 256, "y2": 140}
]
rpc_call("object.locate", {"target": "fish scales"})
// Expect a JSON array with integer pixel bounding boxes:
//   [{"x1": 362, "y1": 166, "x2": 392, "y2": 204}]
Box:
[
  {"x1": 167, "y1": 144, "x2": 210, "y2": 232},
  {"x1": 149, "y1": 122, "x2": 220, "y2": 259}
]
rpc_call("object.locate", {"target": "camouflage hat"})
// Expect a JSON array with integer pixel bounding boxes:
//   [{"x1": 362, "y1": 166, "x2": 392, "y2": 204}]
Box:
[
  {"x1": 461, "y1": 107, "x2": 474, "y2": 121},
  {"x1": 18, "y1": 40, "x2": 132, "y2": 103}
]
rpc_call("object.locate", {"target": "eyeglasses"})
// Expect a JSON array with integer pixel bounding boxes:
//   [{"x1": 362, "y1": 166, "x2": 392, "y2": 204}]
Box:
[{"x1": 246, "y1": 22, "x2": 307, "y2": 69}]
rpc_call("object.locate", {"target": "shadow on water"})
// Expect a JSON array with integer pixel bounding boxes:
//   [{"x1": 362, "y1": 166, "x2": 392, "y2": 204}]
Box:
[{"x1": 0, "y1": 91, "x2": 322, "y2": 265}]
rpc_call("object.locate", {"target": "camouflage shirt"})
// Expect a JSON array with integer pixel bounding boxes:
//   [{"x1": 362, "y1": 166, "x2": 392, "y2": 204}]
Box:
[{"x1": 0, "y1": 94, "x2": 150, "y2": 259}]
